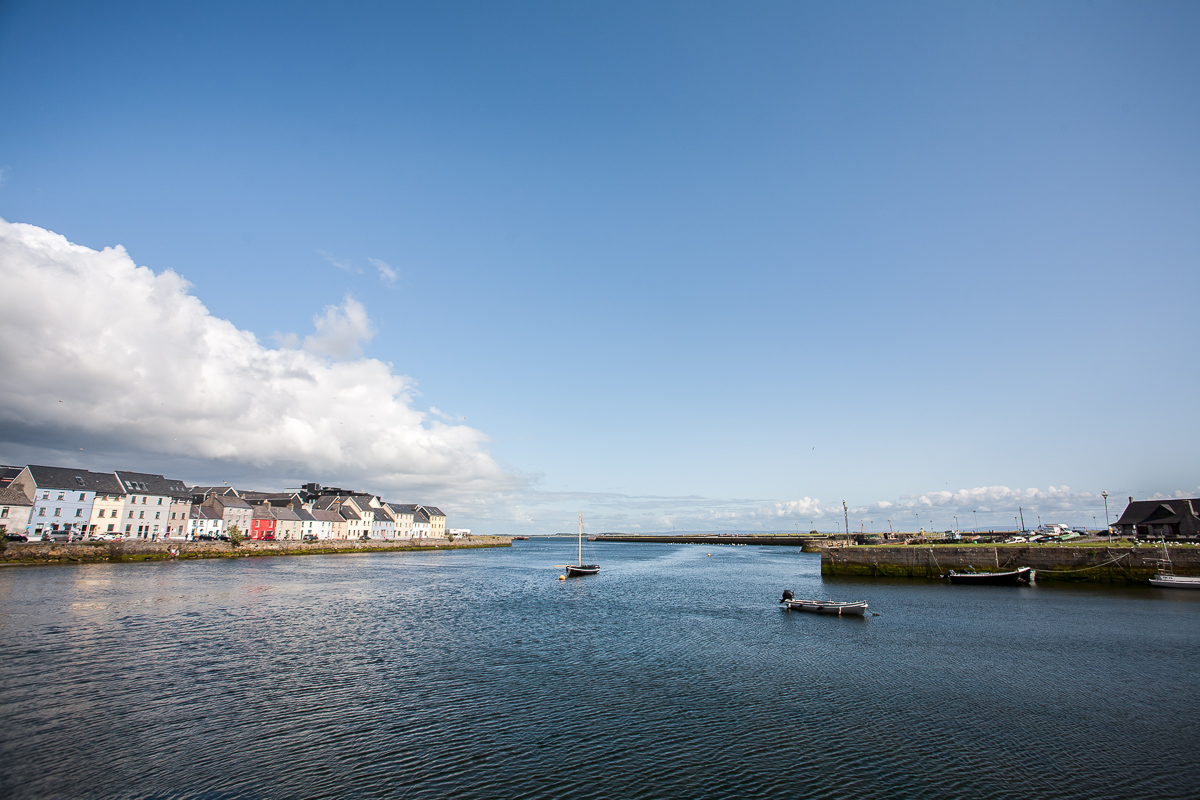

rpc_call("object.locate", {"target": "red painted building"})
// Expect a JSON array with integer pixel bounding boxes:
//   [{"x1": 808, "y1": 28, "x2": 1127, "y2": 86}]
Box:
[{"x1": 250, "y1": 505, "x2": 276, "y2": 540}]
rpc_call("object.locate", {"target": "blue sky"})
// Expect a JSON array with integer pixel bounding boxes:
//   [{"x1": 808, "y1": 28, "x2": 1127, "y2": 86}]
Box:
[{"x1": 1, "y1": 1, "x2": 1197, "y2": 533}]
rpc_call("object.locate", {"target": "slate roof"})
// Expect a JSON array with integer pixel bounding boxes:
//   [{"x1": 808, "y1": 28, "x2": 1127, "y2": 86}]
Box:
[
  {"x1": 272, "y1": 506, "x2": 302, "y2": 522},
  {"x1": 1114, "y1": 499, "x2": 1200, "y2": 533},
  {"x1": 310, "y1": 509, "x2": 344, "y2": 524},
  {"x1": 421, "y1": 506, "x2": 445, "y2": 518},
  {"x1": 339, "y1": 507, "x2": 361, "y2": 521},
  {"x1": 189, "y1": 506, "x2": 223, "y2": 521},
  {"x1": 25, "y1": 465, "x2": 124, "y2": 494},
  {"x1": 115, "y1": 471, "x2": 190, "y2": 500},
  {"x1": 0, "y1": 484, "x2": 33, "y2": 506},
  {"x1": 240, "y1": 491, "x2": 304, "y2": 507},
  {"x1": 251, "y1": 505, "x2": 276, "y2": 520},
  {"x1": 294, "y1": 508, "x2": 316, "y2": 522},
  {"x1": 207, "y1": 495, "x2": 252, "y2": 510},
  {"x1": 0, "y1": 466, "x2": 23, "y2": 488}
]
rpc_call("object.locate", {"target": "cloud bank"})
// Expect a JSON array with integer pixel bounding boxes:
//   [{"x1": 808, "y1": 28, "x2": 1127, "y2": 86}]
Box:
[{"x1": 0, "y1": 218, "x2": 519, "y2": 497}]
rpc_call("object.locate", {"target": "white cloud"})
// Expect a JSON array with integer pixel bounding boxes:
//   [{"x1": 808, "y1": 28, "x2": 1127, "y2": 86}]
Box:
[
  {"x1": 0, "y1": 218, "x2": 521, "y2": 498},
  {"x1": 303, "y1": 296, "x2": 375, "y2": 359},
  {"x1": 368, "y1": 257, "x2": 397, "y2": 285},
  {"x1": 318, "y1": 249, "x2": 358, "y2": 274}
]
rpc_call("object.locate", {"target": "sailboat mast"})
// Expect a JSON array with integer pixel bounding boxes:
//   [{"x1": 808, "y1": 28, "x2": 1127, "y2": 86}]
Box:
[{"x1": 578, "y1": 512, "x2": 583, "y2": 566}]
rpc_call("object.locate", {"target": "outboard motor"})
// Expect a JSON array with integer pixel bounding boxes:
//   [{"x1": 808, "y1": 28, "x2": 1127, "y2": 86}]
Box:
[{"x1": 780, "y1": 589, "x2": 794, "y2": 603}]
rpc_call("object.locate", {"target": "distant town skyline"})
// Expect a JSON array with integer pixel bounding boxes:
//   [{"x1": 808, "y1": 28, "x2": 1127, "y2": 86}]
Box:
[{"x1": 1, "y1": 1, "x2": 1197, "y2": 533}]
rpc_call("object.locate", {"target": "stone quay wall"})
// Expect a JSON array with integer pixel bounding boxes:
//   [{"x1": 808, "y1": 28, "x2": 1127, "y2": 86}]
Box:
[
  {"x1": 0, "y1": 536, "x2": 511, "y2": 566},
  {"x1": 593, "y1": 534, "x2": 820, "y2": 546},
  {"x1": 821, "y1": 543, "x2": 1200, "y2": 583}
]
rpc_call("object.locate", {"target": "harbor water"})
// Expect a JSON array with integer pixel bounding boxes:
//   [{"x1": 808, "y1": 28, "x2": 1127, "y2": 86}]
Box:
[{"x1": 1, "y1": 539, "x2": 1198, "y2": 799}]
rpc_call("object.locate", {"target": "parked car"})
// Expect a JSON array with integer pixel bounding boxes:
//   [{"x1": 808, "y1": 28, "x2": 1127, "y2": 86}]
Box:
[
  {"x1": 197, "y1": 533, "x2": 218, "y2": 541},
  {"x1": 3, "y1": 532, "x2": 28, "y2": 542},
  {"x1": 302, "y1": 533, "x2": 317, "y2": 541}
]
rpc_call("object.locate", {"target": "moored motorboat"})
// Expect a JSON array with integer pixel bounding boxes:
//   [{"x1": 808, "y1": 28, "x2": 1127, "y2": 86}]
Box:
[
  {"x1": 1149, "y1": 573, "x2": 1200, "y2": 589},
  {"x1": 1149, "y1": 540, "x2": 1200, "y2": 588},
  {"x1": 945, "y1": 567, "x2": 1034, "y2": 585},
  {"x1": 778, "y1": 589, "x2": 868, "y2": 616}
]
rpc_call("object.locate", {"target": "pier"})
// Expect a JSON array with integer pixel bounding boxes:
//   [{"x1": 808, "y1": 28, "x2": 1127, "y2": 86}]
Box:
[
  {"x1": 820, "y1": 542, "x2": 1200, "y2": 583},
  {"x1": 592, "y1": 534, "x2": 822, "y2": 546}
]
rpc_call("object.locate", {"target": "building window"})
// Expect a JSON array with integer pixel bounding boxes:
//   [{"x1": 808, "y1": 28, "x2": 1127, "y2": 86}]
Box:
[
  {"x1": 78, "y1": 493, "x2": 85, "y2": 501},
  {"x1": 125, "y1": 524, "x2": 131, "y2": 533},
  {"x1": 54, "y1": 508, "x2": 61, "y2": 517},
  {"x1": 158, "y1": 498, "x2": 163, "y2": 505},
  {"x1": 142, "y1": 496, "x2": 147, "y2": 504},
  {"x1": 128, "y1": 510, "x2": 134, "y2": 518},
  {"x1": 155, "y1": 512, "x2": 160, "y2": 519},
  {"x1": 38, "y1": 508, "x2": 46, "y2": 516},
  {"x1": 75, "y1": 509, "x2": 83, "y2": 517},
  {"x1": 42, "y1": 492, "x2": 49, "y2": 500},
  {"x1": 139, "y1": 511, "x2": 145, "y2": 519},
  {"x1": 108, "y1": 524, "x2": 114, "y2": 532},
  {"x1": 57, "y1": 493, "x2": 65, "y2": 501}
]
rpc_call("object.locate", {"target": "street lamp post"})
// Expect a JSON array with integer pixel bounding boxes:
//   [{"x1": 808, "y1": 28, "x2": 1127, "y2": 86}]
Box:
[
  {"x1": 953, "y1": 515, "x2": 958, "y2": 532},
  {"x1": 973, "y1": 510, "x2": 978, "y2": 533},
  {"x1": 1102, "y1": 491, "x2": 1111, "y2": 542}
]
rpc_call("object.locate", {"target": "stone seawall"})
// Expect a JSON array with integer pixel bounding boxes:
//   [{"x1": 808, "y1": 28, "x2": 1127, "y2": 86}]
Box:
[
  {"x1": 0, "y1": 536, "x2": 511, "y2": 566},
  {"x1": 821, "y1": 544, "x2": 1200, "y2": 583},
  {"x1": 593, "y1": 534, "x2": 820, "y2": 546}
]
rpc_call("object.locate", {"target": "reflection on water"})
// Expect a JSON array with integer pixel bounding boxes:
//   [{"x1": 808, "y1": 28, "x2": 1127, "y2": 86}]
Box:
[{"x1": 1, "y1": 541, "x2": 1198, "y2": 799}]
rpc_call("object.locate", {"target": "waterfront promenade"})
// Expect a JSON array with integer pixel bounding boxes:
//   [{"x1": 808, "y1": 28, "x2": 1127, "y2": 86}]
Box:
[{"x1": 0, "y1": 535, "x2": 511, "y2": 566}]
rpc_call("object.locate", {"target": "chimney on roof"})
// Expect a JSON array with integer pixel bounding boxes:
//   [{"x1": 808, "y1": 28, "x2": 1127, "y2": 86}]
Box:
[{"x1": 1129, "y1": 496, "x2": 1133, "y2": 505}]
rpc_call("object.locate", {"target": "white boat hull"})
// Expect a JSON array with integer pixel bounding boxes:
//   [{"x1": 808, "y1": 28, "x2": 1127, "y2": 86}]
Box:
[
  {"x1": 782, "y1": 599, "x2": 868, "y2": 616},
  {"x1": 1149, "y1": 574, "x2": 1200, "y2": 589}
]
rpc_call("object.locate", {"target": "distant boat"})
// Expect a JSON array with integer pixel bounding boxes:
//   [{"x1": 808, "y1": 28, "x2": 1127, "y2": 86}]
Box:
[
  {"x1": 1150, "y1": 540, "x2": 1200, "y2": 589},
  {"x1": 945, "y1": 567, "x2": 1034, "y2": 585},
  {"x1": 560, "y1": 513, "x2": 599, "y2": 577},
  {"x1": 778, "y1": 589, "x2": 867, "y2": 616}
]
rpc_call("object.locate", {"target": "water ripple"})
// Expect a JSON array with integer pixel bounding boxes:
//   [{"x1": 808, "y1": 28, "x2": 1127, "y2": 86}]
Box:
[{"x1": 1, "y1": 542, "x2": 1198, "y2": 799}]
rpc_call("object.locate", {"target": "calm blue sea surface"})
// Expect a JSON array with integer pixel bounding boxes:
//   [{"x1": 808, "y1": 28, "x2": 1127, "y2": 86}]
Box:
[{"x1": 1, "y1": 540, "x2": 1198, "y2": 799}]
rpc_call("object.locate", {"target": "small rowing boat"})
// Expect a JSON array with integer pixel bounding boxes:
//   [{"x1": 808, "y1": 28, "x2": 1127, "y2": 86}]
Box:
[
  {"x1": 945, "y1": 567, "x2": 1034, "y2": 585},
  {"x1": 778, "y1": 590, "x2": 868, "y2": 616}
]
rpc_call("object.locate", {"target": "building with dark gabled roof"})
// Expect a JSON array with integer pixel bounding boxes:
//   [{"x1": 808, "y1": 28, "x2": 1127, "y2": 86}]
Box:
[
  {"x1": 240, "y1": 490, "x2": 305, "y2": 507},
  {"x1": 115, "y1": 471, "x2": 191, "y2": 540},
  {"x1": 11, "y1": 465, "x2": 124, "y2": 538},
  {"x1": 190, "y1": 485, "x2": 240, "y2": 503},
  {"x1": 1113, "y1": 498, "x2": 1200, "y2": 541}
]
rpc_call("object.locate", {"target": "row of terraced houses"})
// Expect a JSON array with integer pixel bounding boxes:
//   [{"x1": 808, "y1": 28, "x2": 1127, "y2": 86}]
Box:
[{"x1": 0, "y1": 466, "x2": 454, "y2": 542}]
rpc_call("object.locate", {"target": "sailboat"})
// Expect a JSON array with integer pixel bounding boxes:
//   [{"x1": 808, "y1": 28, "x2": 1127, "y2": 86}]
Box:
[
  {"x1": 1149, "y1": 540, "x2": 1200, "y2": 589},
  {"x1": 562, "y1": 512, "x2": 600, "y2": 577}
]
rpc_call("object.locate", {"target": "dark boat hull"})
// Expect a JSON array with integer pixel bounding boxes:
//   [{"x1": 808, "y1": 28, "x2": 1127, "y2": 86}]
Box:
[
  {"x1": 947, "y1": 567, "x2": 1033, "y2": 585},
  {"x1": 565, "y1": 564, "x2": 600, "y2": 576}
]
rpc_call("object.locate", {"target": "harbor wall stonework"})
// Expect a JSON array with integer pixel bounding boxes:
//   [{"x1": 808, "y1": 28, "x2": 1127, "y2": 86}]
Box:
[
  {"x1": 820, "y1": 544, "x2": 1200, "y2": 583},
  {"x1": 0, "y1": 536, "x2": 511, "y2": 566}
]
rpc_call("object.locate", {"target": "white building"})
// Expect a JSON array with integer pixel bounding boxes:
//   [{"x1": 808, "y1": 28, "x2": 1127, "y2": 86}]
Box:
[
  {"x1": 115, "y1": 471, "x2": 190, "y2": 540},
  {"x1": 0, "y1": 483, "x2": 34, "y2": 535},
  {"x1": 187, "y1": 506, "x2": 225, "y2": 539}
]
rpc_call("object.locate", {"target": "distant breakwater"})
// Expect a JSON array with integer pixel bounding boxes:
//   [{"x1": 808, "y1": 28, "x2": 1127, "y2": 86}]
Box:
[
  {"x1": 592, "y1": 534, "x2": 822, "y2": 546},
  {"x1": 0, "y1": 536, "x2": 511, "y2": 566},
  {"x1": 821, "y1": 543, "x2": 1200, "y2": 583}
]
